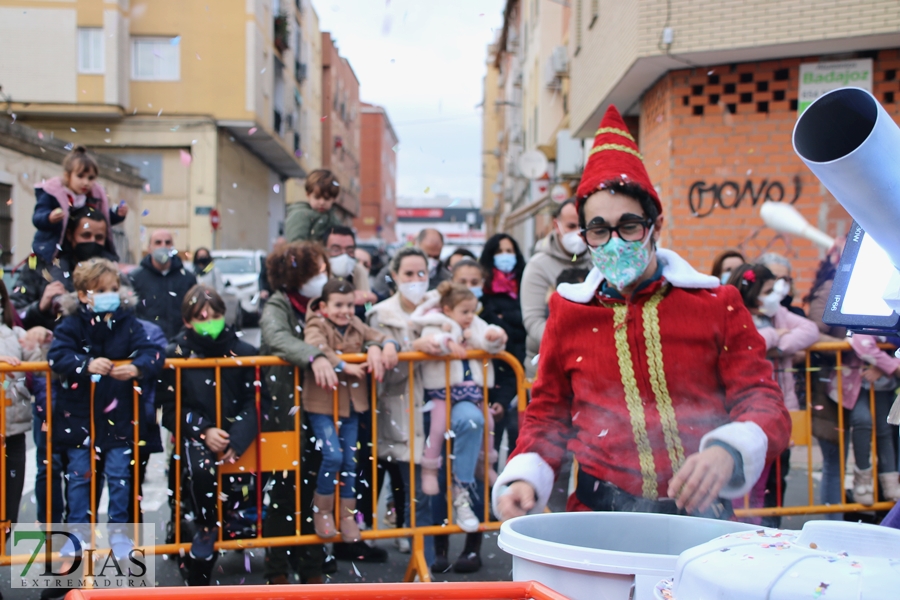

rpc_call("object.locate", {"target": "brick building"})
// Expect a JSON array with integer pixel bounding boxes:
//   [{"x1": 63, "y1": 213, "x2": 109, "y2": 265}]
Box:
[
  {"x1": 637, "y1": 52, "x2": 900, "y2": 292},
  {"x1": 559, "y1": 0, "x2": 900, "y2": 293},
  {"x1": 321, "y1": 32, "x2": 361, "y2": 220},
  {"x1": 357, "y1": 103, "x2": 398, "y2": 242}
]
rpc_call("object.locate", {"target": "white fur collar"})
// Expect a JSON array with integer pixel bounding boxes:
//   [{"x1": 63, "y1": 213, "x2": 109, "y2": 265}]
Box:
[{"x1": 556, "y1": 248, "x2": 719, "y2": 304}]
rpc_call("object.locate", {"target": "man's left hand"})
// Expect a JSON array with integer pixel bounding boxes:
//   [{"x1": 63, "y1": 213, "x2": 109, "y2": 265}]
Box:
[{"x1": 667, "y1": 445, "x2": 735, "y2": 514}]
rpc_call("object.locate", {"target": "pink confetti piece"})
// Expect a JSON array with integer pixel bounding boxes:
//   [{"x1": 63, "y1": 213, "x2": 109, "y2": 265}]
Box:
[
  {"x1": 248, "y1": 127, "x2": 257, "y2": 135},
  {"x1": 104, "y1": 398, "x2": 118, "y2": 413},
  {"x1": 179, "y1": 150, "x2": 192, "y2": 166}
]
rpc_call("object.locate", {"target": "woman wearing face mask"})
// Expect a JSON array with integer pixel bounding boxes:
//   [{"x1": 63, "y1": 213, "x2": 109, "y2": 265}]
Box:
[
  {"x1": 258, "y1": 241, "x2": 334, "y2": 585},
  {"x1": 11, "y1": 205, "x2": 117, "y2": 332},
  {"x1": 727, "y1": 263, "x2": 818, "y2": 523},
  {"x1": 366, "y1": 247, "x2": 445, "y2": 565},
  {"x1": 710, "y1": 249, "x2": 745, "y2": 286},
  {"x1": 478, "y1": 234, "x2": 527, "y2": 459}
]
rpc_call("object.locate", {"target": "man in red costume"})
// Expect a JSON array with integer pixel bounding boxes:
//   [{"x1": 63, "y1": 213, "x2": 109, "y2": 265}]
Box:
[{"x1": 494, "y1": 106, "x2": 791, "y2": 519}]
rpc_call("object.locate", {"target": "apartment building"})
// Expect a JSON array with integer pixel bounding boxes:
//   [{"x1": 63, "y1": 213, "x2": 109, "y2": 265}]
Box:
[
  {"x1": 357, "y1": 103, "x2": 398, "y2": 243},
  {"x1": 0, "y1": 0, "x2": 316, "y2": 253}
]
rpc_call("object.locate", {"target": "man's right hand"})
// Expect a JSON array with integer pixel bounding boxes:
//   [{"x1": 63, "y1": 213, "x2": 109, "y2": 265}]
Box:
[
  {"x1": 39, "y1": 281, "x2": 67, "y2": 313},
  {"x1": 496, "y1": 480, "x2": 537, "y2": 520}
]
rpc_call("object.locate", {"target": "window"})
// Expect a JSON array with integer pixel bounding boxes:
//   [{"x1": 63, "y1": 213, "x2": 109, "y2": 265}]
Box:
[
  {"x1": 131, "y1": 37, "x2": 180, "y2": 81},
  {"x1": 115, "y1": 153, "x2": 164, "y2": 194},
  {"x1": 78, "y1": 28, "x2": 104, "y2": 74}
]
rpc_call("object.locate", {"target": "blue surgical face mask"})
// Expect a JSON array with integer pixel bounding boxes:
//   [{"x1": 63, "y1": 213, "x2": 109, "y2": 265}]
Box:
[
  {"x1": 493, "y1": 253, "x2": 517, "y2": 273},
  {"x1": 469, "y1": 286, "x2": 484, "y2": 299},
  {"x1": 92, "y1": 292, "x2": 120, "y2": 313},
  {"x1": 720, "y1": 271, "x2": 732, "y2": 285}
]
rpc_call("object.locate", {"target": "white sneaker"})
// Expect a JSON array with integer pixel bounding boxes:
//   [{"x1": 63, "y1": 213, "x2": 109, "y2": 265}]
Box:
[
  {"x1": 452, "y1": 487, "x2": 480, "y2": 533},
  {"x1": 395, "y1": 536, "x2": 411, "y2": 553}
]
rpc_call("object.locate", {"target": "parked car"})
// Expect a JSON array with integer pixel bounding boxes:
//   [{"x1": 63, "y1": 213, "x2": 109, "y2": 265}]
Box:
[{"x1": 210, "y1": 250, "x2": 266, "y2": 326}]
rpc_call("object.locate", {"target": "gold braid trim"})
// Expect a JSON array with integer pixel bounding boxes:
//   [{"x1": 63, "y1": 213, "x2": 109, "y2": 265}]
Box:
[
  {"x1": 588, "y1": 143, "x2": 644, "y2": 161},
  {"x1": 613, "y1": 304, "x2": 658, "y2": 499},
  {"x1": 643, "y1": 288, "x2": 686, "y2": 474},
  {"x1": 594, "y1": 126, "x2": 636, "y2": 142}
]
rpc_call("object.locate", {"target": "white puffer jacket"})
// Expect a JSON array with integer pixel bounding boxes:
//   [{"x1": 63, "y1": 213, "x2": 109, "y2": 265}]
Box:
[
  {"x1": 1, "y1": 322, "x2": 44, "y2": 436},
  {"x1": 410, "y1": 292, "x2": 506, "y2": 391}
]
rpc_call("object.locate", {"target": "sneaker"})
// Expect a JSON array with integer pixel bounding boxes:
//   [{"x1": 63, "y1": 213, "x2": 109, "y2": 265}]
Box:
[
  {"x1": 452, "y1": 487, "x2": 480, "y2": 533},
  {"x1": 394, "y1": 536, "x2": 411, "y2": 554}
]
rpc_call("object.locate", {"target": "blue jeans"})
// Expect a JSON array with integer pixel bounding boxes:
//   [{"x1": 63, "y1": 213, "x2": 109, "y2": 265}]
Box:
[
  {"x1": 449, "y1": 401, "x2": 484, "y2": 485},
  {"x1": 819, "y1": 438, "x2": 846, "y2": 521},
  {"x1": 396, "y1": 462, "x2": 436, "y2": 567},
  {"x1": 308, "y1": 411, "x2": 359, "y2": 498},
  {"x1": 63, "y1": 446, "x2": 132, "y2": 527}
]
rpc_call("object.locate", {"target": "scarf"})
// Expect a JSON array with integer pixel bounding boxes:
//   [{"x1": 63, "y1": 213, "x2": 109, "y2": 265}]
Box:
[
  {"x1": 285, "y1": 291, "x2": 310, "y2": 317},
  {"x1": 491, "y1": 268, "x2": 519, "y2": 299}
]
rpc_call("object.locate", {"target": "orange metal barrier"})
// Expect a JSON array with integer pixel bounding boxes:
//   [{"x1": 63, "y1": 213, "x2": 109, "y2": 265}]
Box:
[
  {"x1": 0, "y1": 351, "x2": 527, "y2": 585},
  {"x1": 3, "y1": 340, "x2": 897, "y2": 583},
  {"x1": 732, "y1": 341, "x2": 898, "y2": 518},
  {"x1": 66, "y1": 581, "x2": 570, "y2": 600}
]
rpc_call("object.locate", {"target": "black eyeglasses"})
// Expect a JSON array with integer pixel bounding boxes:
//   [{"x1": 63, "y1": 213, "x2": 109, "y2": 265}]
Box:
[{"x1": 580, "y1": 219, "x2": 653, "y2": 247}]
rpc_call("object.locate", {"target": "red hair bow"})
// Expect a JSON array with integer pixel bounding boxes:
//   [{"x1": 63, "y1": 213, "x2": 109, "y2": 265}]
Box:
[{"x1": 742, "y1": 270, "x2": 756, "y2": 283}]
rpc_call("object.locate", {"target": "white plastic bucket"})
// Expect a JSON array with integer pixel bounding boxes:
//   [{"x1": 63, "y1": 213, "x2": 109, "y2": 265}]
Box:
[{"x1": 498, "y1": 512, "x2": 756, "y2": 600}]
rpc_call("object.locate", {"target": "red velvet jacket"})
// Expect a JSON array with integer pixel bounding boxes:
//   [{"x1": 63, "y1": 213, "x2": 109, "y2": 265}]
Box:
[{"x1": 495, "y1": 272, "x2": 792, "y2": 512}]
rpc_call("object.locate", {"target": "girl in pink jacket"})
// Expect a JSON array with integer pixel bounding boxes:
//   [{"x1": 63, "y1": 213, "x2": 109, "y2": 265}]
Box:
[{"x1": 828, "y1": 333, "x2": 900, "y2": 503}]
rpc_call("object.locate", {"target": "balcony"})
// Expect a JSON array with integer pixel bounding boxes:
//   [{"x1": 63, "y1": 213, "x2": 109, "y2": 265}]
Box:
[{"x1": 274, "y1": 14, "x2": 289, "y2": 53}]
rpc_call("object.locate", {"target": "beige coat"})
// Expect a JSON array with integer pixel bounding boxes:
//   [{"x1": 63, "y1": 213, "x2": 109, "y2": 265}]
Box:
[
  {"x1": 366, "y1": 293, "x2": 425, "y2": 463},
  {"x1": 302, "y1": 311, "x2": 386, "y2": 418}
]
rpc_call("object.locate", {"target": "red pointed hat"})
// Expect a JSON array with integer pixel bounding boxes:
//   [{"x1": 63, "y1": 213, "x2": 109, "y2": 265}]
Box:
[{"x1": 575, "y1": 105, "x2": 661, "y2": 214}]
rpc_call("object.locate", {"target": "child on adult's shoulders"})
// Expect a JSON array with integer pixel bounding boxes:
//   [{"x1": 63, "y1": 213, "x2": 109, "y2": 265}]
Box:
[{"x1": 283, "y1": 169, "x2": 344, "y2": 243}]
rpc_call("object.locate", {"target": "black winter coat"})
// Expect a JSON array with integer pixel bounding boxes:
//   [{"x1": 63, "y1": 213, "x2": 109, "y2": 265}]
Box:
[
  {"x1": 47, "y1": 299, "x2": 165, "y2": 450},
  {"x1": 479, "y1": 292, "x2": 526, "y2": 403},
  {"x1": 128, "y1": 254, "x2": 197, "y2": 341},
  {"x1": 158, "y1": 327, "x2": 262, "y2": 457}
]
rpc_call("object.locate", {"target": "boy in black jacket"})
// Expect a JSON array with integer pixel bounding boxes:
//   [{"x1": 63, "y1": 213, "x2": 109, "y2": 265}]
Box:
[{"x1": 158, "y1": 284, "x2": 261, "y2": 586}]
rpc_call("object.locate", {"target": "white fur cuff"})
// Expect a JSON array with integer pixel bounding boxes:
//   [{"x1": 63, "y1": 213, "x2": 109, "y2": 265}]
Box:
[
  {"x1": 491, "y1": 452, "x2": 555, "y2": 516},
  {"x1": 699, "y1": 421, "x2": 768, "y2": 499}
]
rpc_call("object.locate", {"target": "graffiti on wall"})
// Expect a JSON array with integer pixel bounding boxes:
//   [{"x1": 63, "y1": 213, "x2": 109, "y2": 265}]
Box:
[{"x1": 688, "y1": 176, "x2": 801, "y2": 218}]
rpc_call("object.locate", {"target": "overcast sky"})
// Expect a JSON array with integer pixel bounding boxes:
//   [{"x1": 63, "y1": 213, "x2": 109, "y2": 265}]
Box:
[{"x1": 312, "y1": 0, "x2": 505, "y2": 206}]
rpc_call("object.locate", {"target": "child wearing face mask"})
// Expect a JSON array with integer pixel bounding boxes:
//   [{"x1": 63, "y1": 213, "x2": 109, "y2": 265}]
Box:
[
  {"x1": 411, "y1": 282, "x2": 506, "y2": 532},
  {"x1": 47, "y1": 259, "x2": 163, "y2": 563},
  {"x1": 32, "y1": 146, "x2": 126, "y2": 263},
  {"x1": 302, "y1": 279, "x2": 397, "y2": 542},
  {"x1": 728, "y1": 263, "x2": 818, "y2": 522},
  {"x1": 156, "y1": 284, "x2": 262, "y2": 585}
]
